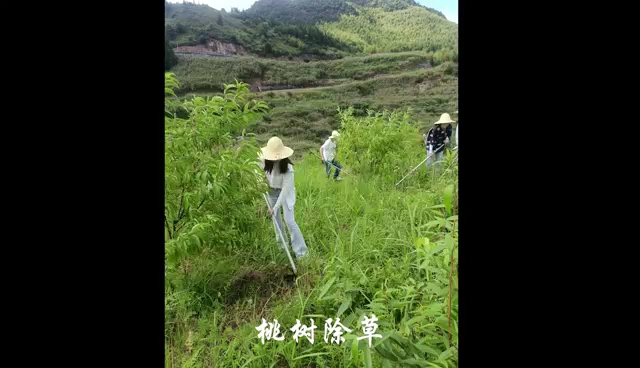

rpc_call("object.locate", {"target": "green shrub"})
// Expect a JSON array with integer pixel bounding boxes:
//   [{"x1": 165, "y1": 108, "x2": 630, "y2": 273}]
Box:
[{"x1": 338, "y1": 107, "x2": 423, "y2": 181}]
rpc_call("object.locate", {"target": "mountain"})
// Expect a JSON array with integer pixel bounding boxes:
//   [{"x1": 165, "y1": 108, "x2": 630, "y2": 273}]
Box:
[
  {"x1": 164, "y1": 0, "x2": 457, "y2": 58},
  {"x1": 244, "y1": 0, "x2": 447, "y2": 24}
]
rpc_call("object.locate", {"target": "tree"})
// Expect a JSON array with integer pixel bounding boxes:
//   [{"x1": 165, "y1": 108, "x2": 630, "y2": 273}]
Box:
[
  {"x1": 165, "y1": 38, "x2": 178, "y2": 71},
  {"x1": 217, "y1": 14, "x2": 224, "y2": 25},
  {"x1": 164, "y1": 73, "x2": 270, "y2": 266},
  {"x1": 263, "y1": 43, "x2": 273, "y2": 56}
]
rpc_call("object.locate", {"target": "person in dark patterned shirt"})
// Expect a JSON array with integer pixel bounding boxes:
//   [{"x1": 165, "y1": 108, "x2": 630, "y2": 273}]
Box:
[{"x1": 425, "y1": 113, "x2": 456, "y2": 168}]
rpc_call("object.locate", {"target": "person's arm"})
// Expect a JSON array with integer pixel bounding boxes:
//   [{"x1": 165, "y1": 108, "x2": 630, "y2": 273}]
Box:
[
  {"x1": 272, "y1": 168, "x2": 294, "y2": 212},
  {"x1": 320, "y1": 143, "x2": 325, "y2": 161},
  {"x1": 426, "y1": 129, "x2": 434, "y2": 153}
]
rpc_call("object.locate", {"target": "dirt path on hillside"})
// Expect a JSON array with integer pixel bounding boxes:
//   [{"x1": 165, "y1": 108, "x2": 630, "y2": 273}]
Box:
[{"x1": 255, "y1": 84, "x2": 339, "y2": 94}]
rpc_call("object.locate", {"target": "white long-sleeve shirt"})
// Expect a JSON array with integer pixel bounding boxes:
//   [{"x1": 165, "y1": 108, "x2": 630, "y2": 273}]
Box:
[
  {"x1": 258, "y1": 157, "x2": 296, "y2": 211},
  {"x1": 455, "y1": 125, "x2": 458, "y2": 146},
  {"x1": 321, "y1": 138, "x2": 337, "y2": 162}
]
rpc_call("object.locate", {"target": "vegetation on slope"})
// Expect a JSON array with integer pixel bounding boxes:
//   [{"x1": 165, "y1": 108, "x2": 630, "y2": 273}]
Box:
[
  {"x1": 171, "y1": 58, "x2": 457, "y2": 153},
  {"x1": 165, "y1": 1, "x2": 456, "y2": 57},
  {"x1": 244, "y1": 0, "x2": 358, "y2": 23},
  {"x1": 254, "y1": 64, "x2": 457, "y2": 152},
  {"x1": 170, "y1": 52, "x2": 437, "y2": 93},
  {"x1": 165, "y1": 2, "x2": 352, "y2": 57},
  {"x1": 165, "y1": 73, "x2": 459, "y2": 367},
  {"x1": 245, "y1": 0, "x2": 447, "y2": 24},
  {"x1": 320, "y1": 5, "x2": 458, "y2": 54},
  {"x1": 165, "y1": 37, "x2": 178, "y2": 71}
]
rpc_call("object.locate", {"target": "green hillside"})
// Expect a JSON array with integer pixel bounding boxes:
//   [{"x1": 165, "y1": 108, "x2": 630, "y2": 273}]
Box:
[
  {"x1": 165, "y1": 2, "x2": 353, "y2": 58},
  {"x1": 164, "y1": 0, "x2": 457, "y2": 58},
  {"x1": 244, "y1": 0, "x2": 358, "y2": 23},
  {"x1": 171, "y1": 52, "x2": 436, "y2": 92},
  {"x1": 173, "y1": 57, "x2": 458, "y2": 153},
  {"x1": 248, "y1": 62, "x2": 458, "y2": 152},
  {"x1": 320, "y1": 5, "x2": 458, "y2": 54},
  {"x1": 245, "y1": 0, "x2": 447, "y2": 24}
]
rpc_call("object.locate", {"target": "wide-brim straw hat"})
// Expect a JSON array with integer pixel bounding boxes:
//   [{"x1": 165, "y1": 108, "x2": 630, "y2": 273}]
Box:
[
  {"x1": 330, "y1": 130, "x2": 341, "y2": 139},
  {"x1": 434, "y1": 113, "x2": 456, "y2": 125},
  {"x1": 261, "y1": 136, "x2": 294, "y2": 161}
]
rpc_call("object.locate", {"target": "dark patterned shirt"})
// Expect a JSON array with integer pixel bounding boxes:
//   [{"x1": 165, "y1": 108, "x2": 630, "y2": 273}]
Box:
[{"x1": 425, "y1": 125, "x2": 452, "y2": 153}]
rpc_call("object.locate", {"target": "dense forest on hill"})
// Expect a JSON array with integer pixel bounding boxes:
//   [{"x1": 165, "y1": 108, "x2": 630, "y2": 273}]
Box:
[
  {"x1": 320, "y1": 6, "x2": 457, "y2": 54},
  {"x1": 165, "y1": 2, "x2": 353, "y2": 57},
  {"x1": 244, "y1": 0, "x2": 447, "y2": 23}
]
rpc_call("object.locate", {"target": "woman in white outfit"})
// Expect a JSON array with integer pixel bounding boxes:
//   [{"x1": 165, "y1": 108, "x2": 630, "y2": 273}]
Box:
[{"x1": 259, "y1": 136, "x2": 308, "y2": 259}]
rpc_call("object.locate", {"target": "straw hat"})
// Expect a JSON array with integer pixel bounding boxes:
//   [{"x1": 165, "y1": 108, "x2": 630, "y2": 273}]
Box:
[
  {"x1": 330, "y1": 130, "x2": 340, "y2": 139},
  {"x1": 434, "y1": 113, "x2": 456, "y2": 125},
  {"x1": 261, "y1": 136, "x2": 294, "y2": 161}
]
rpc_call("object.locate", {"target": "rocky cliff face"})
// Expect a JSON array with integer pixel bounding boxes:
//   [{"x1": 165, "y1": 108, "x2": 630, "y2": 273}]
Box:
[
  {"x1": 174, "y1": 39, "x2": 247, "y2": 55},
  {"x1": 206, "y1": 39, "x2": 246, "y2": 55}
]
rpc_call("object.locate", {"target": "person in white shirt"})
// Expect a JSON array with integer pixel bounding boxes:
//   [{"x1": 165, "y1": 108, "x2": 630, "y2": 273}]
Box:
[
  {"x1": 454, "y1": 111, "x2": 458, "y2": 147},
  {"x1": 320, "y1": 130, "x2": 342, "y2": 181},
  {"x1": 259, "y1": 136, "x2": 308, "y2": 259}
]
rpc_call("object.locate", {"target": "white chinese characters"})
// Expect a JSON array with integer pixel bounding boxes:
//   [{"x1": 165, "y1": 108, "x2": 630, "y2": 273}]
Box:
[
  {"x1": 256, "y1": 314, "x2": 382, "y2": 345},
  {"x1": 290, "y1": 318, "x2": 318, "y2": 344},
  {"x1": 324, "y1": 317, "x2": 352, "y2": 345},
  {"x1": 255, "y1": 318, "x2": 286, "y2": 344},
  {"x1": 356, "y1": 314, "x2": 383, "y2": 347}
]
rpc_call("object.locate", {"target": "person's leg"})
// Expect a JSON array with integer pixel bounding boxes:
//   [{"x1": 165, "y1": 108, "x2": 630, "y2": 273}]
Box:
[
  {"x1": 268, "y1": 189, "x2": 286, "y2": 246},
  {"x1": 332, "y1": 160, "x2": 342, "y2": 179},
  {"x1": 324, "y1": 160, "x2": 332, "y2": 178},
  {"x1": 426, "y1": 151, "x2": 433, "y2": 168},
  {"x1": 283, "y1": 204, "x2": 308, "y2": 258},
  {"x1": 435, "y1": 151, "x2": 443, "y2": 169}
]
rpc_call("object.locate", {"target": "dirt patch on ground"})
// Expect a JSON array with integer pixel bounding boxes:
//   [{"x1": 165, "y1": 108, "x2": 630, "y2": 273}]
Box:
[
  {"x1": 225, "y1": 263, "x2": 295, "y2": 306},
  {"x1": 221, "y1": 263, "x2": 318, "y2": 331}
]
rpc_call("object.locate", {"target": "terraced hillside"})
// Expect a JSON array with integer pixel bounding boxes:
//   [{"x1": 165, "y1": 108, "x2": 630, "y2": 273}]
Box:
[{"x1": 170, "y1": 51, "x2": 458, "y2": 152}]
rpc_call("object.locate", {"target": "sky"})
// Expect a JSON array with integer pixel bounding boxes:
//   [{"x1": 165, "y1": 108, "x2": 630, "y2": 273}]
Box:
[{"x1": 184, "y1": 0, "x2": 458, "y2": 24}]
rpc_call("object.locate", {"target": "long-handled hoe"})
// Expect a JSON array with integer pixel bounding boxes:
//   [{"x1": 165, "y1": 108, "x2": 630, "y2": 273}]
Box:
[
  {"x1": 262, "y1": 193, "x2": 297, "y2": 275},
  {"x1": 310, "y1": 152, "x2": 353, "y2": 177},
  {"x1": 395, "y1": 143, "x2": 445, "y2": 187}
]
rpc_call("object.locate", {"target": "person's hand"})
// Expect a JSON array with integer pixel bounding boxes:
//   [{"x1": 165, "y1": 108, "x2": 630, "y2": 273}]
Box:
[
  {"x1": 269, "y1": 208, "x2": 274, "y2": 217},
  {"x1": 445, "y1": 138, "x2": 450, "y2": 144}
]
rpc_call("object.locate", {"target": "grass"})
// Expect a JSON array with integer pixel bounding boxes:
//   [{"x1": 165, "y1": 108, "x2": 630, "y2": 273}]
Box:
[
  {"x1": 164, "y1": 61, "x2": 458, "y2": 366},
  {"x1": 165, "y1": 149, "x2": 459, "y2": 367}
]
